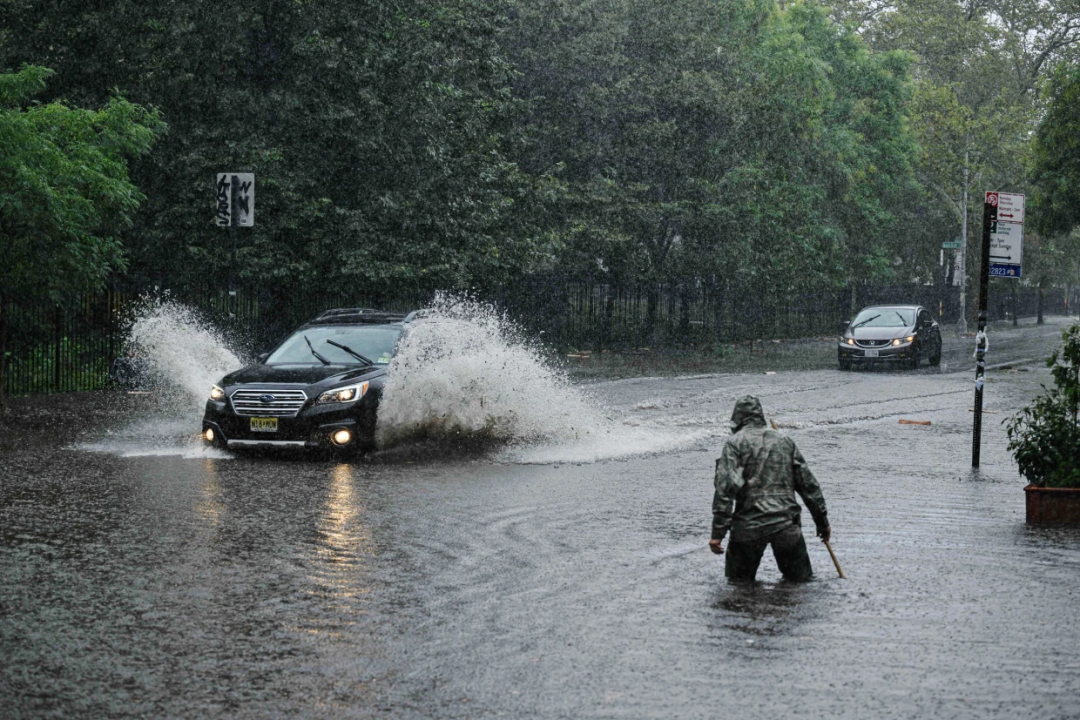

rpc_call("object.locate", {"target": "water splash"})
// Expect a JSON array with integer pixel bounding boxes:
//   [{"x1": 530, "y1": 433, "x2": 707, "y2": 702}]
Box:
[
  {"x1": 127, "y1": 297, "x2": 244, "y2": 405},
  {"x1": 376, "y1": 296, "x2": 706, "y2": 463},
  {"x1": 78, "y1": 297, "x2": 242, "y2": 458}
]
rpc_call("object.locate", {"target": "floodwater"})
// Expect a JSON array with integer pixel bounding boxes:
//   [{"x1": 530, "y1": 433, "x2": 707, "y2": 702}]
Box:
[{"x1": 2, "y1": 317, "x2": 1080, "y2": 719}]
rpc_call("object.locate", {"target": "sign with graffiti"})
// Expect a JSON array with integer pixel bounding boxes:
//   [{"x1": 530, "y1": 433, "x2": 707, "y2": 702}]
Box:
[{"x1": 215, "y1": 173, "x2": 255, "y2": 227}]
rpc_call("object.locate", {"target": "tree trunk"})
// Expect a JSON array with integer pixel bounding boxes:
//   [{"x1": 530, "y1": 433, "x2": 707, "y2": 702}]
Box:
[
  {"x1": 0, "y1": 294, "x2": 8, "y2": 411},
  {"x1": 712, "y1": 277, "x2": 725, "y2": 344},
  {"x1": 1037, "y1": 283, "x2": 1045, "y2": 325},
  {"x1": 601, "y1": 284, "x2": 615, "y2": 349},
  {"x1": 678, "y1": 280, "x2": 691, "y2": 339},
  {"x1": 645, "y1": 283, "x2": 659, "y2": 345}
]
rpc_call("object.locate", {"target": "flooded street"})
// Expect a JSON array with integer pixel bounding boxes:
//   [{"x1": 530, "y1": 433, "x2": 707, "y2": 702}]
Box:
[{"x1": 3, "y1": 319, "x2": 1080, "y2": 719}]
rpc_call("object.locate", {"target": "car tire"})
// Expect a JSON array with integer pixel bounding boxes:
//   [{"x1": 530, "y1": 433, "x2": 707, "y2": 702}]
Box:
[
  {"x1": 839, "y1": 357, "x2": 852, "y2": 371},
  {"x1": 910, "y1": 352, "x2": 920, "y2": 370},
  {"x1": 929, "y1": 341, "x2": 942, "y2": 366}
]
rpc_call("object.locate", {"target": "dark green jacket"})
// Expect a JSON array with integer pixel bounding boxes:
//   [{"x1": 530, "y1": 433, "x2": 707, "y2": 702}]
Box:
[{"x1": 712, "y1": 396, "x2": 828, "y2": 542}]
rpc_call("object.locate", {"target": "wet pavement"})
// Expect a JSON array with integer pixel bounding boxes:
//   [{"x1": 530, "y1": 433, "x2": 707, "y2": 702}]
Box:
[{"x1": 3, "y1": 317, "x2": 1080, "y2": 719}]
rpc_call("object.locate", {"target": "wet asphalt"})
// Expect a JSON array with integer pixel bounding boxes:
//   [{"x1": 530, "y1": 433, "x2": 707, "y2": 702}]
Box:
[{"x1": 3, "y1": 318, "x2": 1080, "y2": 719}]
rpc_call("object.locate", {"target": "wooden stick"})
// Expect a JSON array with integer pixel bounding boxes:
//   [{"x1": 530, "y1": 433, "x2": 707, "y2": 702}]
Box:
[
  {"x1": 899, "y1": 419, "x2": 931, "y2": 425},
  {"x1": 823, "y1": 539, "x2": 845, "y2": 579}
]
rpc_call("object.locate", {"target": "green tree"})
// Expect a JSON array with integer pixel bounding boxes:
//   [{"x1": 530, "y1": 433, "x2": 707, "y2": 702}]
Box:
[
  {"x1": 0, "y1": 65, "x2": 164, "y2": 407},
  {"x1": 505, "y1": 0, "x2": 921, "y2": 331},
  {"x1": 1, "y1": 0, "x2": 534, "y2": 295},
  {"x1": 835, "y1": 0, "x2": 1080, "y2": 328},
  {"x1": 1031, "y1": 63, "x2": 1080, "y2": 238}
]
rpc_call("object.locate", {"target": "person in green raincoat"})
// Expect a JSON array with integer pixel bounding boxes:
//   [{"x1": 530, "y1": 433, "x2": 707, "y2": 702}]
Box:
[{"x1": 709, "y1": 396, "x2": 831, "y2": 581}]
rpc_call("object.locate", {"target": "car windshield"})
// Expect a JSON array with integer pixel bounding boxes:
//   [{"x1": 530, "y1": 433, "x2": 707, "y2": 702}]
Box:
[
  {"x1": 852, "y1": 307, "x2": 915, "y2": 328},
  {"x1": 267, "y1": 326, "x2": 403, "y2": 365}
]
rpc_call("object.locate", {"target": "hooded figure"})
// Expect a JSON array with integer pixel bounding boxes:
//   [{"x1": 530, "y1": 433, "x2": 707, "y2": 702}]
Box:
[{"x1": 709, "y1": 396, "x2": 830, "y2": 581}]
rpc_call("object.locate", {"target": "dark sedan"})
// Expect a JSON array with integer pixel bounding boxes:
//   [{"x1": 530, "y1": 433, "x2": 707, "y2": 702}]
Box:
[
  {"x1": 202, "y1": 308, "x2": 414, "y2": 454},
  {"x1": 838, "y1": 305, "x2": 942, "y2": 370}
]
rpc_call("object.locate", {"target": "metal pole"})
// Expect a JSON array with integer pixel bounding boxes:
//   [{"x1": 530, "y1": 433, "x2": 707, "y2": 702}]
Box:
[
  {"x1": 972, "y1": 196, "x2": 993, "y2": 467},
  {"x1": 959, "y1": 153, "x2": 969, "y2": 334},
  {"x1": 229, "y1": 175, "x2": 237, "y2": 319}
]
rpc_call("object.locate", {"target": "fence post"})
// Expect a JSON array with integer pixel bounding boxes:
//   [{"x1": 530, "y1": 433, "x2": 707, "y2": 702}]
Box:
[{"x1": 53, "y1": 305, "x2": 62, "y2": 393}]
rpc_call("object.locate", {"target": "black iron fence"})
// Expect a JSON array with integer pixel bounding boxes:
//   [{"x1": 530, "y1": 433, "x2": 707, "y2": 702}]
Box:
[{"x1": 2, "y1": 278, "x2": 1075, "y2": 397}]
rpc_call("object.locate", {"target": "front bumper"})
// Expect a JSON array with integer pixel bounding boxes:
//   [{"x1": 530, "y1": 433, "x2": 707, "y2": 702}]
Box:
[
  {"x1": 838, "y1": 343, "x2": 915, "y2": 362},
  {"x1": 202, "y1": 397, "x2": 376, "y2": 450}
]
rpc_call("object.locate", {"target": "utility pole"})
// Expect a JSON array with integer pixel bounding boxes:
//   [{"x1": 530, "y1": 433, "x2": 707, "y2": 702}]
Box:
[
  {"x1": 971, "y1": 196, "x2": 992, "y2": 467},
  {"x1": 958, "y1": 152, "x2": 969, "y2": 335}
]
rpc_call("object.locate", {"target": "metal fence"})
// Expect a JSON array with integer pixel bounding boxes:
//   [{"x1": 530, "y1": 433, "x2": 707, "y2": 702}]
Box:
[{"x1": 2, "y1": 278, "x2": 1075, "y2": 397}]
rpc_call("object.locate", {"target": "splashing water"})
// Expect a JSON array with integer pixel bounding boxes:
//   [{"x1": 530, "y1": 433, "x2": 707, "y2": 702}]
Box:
[
  {"x1": 376, "y1": 296, "x2": 706, "y2": 463},
  {"x1": 127, "y1": 297, "x2": 245, "y2": 405},
  {"x1": 79, "y1": 297, "x2": 243, "y2": 458}
]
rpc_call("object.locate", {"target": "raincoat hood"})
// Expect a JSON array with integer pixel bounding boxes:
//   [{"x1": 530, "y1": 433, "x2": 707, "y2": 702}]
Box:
[{"x1": 730, "y1": 395, "x2": 767, "y2": 432}]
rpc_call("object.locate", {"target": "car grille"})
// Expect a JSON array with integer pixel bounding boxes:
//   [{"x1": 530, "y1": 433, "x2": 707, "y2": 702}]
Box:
[
  {"x1": 231, "y1": 389, "x2": 308, "y2": 417},
  {"x1": 857, "y1": 339, "x2": 891, "y2": 347}
]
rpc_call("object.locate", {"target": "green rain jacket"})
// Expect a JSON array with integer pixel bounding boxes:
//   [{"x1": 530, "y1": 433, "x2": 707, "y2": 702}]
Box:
[{"x1": 711, "y1": 396, "x2": 828, "y2": 542}]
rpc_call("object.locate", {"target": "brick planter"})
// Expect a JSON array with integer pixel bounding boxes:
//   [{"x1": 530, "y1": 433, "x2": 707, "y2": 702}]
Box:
[{"x1": 1025, "y1": 485, "x2": 1080, "y2": 524}]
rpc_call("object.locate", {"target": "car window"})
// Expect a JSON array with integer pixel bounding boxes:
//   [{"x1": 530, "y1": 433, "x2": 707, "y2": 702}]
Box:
[
  {"x1": 267, "y1": 326, "x2": 403, "y2": 365},
  {"x1": 852, "y1": 307, "x2": 915, "y2": 328}
]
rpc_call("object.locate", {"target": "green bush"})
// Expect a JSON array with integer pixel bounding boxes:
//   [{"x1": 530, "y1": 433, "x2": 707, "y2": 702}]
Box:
[{"x1": 1007, "y1": 322, "x2": 1080, "y2": 487}]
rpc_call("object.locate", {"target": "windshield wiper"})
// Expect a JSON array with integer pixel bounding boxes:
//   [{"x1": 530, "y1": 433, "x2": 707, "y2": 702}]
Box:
[
  {"x1": 895, "y1": 311, "x2": 909, "y2": 324},
  {"x1": 326, "y1": 339, "x2": 374, "y2": 366},
  {"x1": 852, "y1": 314, "x2": 880, "y2": 329},
  {"x1": 304, "y1": 335, "x2": 331, "y2": 365}
]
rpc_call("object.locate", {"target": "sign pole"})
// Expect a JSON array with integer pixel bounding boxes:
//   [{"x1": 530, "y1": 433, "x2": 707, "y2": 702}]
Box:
[
  {"x1": 229, "y1": 179, "x2": 238, "y2": 319},
  {"x1": 972, "y1": 197, "x2": 994, "y2": 467},
  {"x1": 216, "y1": 172, "x2": 253, "y2": 319}
]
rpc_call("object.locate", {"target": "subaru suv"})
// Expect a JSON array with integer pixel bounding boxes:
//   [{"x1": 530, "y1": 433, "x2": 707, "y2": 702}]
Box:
[{"x1": 202, "y1": 308, "x2": 414, "y2": 453}]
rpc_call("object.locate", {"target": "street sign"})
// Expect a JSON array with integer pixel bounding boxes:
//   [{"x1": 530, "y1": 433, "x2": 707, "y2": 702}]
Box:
[
  {"x1": 215, "y1": 173, "x2": 255, "y2": 227},
  {"x1": 993, "y1": 192, "x2": 1025, "y2": 224},
  {"x1": 942, "y1": 241, "x2": 962, "y2": 249},
  {"x1": 984, "y1": 191, "x2": 1023, "y2": 279}
]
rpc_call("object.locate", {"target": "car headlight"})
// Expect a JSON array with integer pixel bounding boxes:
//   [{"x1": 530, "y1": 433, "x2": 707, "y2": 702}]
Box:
[
  {"x1": 845, "y1": 338, "x2": 855, "y2": 346},
  {"x1": 317, "y1": 382, "x2": 369, "y2": 404},
  {"x1": 210, "y1": 385, "x2": 225, "y2": 401},
  {"x1": 891, "y1": 336, "x2": 915, "y2": 346}
]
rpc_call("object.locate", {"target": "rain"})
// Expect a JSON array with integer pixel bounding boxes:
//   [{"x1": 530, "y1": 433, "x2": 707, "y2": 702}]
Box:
[{"x1": 3, "y1": 0, "x2": 1080, "y2": 717}]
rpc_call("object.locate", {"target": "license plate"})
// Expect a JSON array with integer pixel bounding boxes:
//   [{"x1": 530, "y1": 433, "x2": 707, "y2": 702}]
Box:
[
  {"x1": 864, "y1": 349, "x2": 879, "y2": 358},
  {"x1": 250, "y1": 417, "x2": 278, "y2": 432}
]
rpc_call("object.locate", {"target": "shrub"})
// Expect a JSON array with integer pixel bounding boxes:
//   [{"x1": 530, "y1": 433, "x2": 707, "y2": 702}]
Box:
[{"x1": 1007, "y1": 322, "x2": 1080, "y2": 487}]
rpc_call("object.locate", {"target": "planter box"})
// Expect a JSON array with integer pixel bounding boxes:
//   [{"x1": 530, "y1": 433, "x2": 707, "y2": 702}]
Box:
[{"x1": 1025, "y1": 485, "x2": 1080, "y2": 524}]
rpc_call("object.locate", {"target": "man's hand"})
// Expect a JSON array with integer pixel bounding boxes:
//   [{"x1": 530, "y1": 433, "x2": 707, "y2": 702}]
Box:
[
  {"x1": 817, "y1": 525, "x2": 831, "y2": 543},
  {"x1": 708, "y1": 539, "x2": 724, "y2": 554}
]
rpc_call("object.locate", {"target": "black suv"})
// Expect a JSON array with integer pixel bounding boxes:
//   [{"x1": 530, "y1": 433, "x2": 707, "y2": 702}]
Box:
[{"x1": 202, "y1": 308, "x2": 414, "y2": 453}]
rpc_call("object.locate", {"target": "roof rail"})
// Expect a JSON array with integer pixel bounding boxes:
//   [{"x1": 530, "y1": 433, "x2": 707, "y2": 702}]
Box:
[{"x1": 314, "y1": 308, "x2": 384, "y2": 320}]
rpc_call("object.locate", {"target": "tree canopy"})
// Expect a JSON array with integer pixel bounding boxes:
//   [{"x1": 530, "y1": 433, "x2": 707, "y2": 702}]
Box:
[
  {"x1": 1032, "y1": 63, "x2": 1080, "y2": 238},
  {"x1": 1, "y1": 0, "x2": 1077, "y2": 311},
  {"x1": 0, "y1": 64, "x2": 164, "y2": 301}
]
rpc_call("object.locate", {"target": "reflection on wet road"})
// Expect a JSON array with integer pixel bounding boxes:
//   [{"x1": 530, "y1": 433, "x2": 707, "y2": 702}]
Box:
[{"x1": 3, "y1": 318, "x2": 1079, "y2": 718}]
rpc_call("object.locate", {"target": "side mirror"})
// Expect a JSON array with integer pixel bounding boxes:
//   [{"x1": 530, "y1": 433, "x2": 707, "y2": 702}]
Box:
[
  {"x1": 257, "y1": 352, "x2": 270, "y2": 364},
  {"x1": 842, "y1": 320, "x2": 851, "y2": 330}
]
